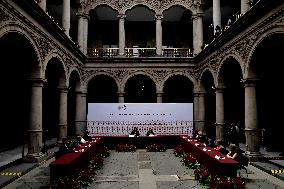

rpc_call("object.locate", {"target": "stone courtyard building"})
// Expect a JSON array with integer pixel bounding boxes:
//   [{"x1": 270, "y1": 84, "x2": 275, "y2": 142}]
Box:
[{"x1": 0, "y1": 0, "x2": 283, "y2": 162}]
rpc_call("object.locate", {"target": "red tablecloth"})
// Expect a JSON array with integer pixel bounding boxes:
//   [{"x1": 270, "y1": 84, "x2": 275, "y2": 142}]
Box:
[
  {"x1": 180, "y1": 136, "x2": 239, "y2": 176},
  {"x1": 50, "y1": 138, "x2": 102, "y2": 180}
]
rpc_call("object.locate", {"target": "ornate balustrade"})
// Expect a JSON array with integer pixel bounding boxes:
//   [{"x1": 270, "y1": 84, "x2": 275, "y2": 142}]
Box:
[
  {"x1": 87, "y1": 47, "x2": 193, "y2": 58},
  {"x1": 162, "y1": 48, "x2": 193, "y2": 57},
  {"x1": 87, "y1": 121, "x2": 193, "y2": 136},
  {"x1": 87, "y1": 48, "x2": 119, "y2": 57}
]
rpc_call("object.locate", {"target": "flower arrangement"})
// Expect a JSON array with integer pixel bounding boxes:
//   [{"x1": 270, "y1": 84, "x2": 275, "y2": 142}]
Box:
[
  {"x1": 55, "y1": 177, "x2": 81, "y2": 189},
  {"x1": 54, "y1": 166, "x2": 96, "y2": 189},
  {"x1": 209, "y1": 175, "x2": 246, "y2": 189},
  {"x1": 90, "y1": 155, "x2": 104, "y2": 170},
  {"x1": 97, "y1": 146, "x2": 110, "y2": 158},
  {"x1": 78, "y1": 167, "x2": 96, "y2": 187},
  {"x1": 194, "y1": 166, "x2": 247, "y2": 188},
  {"x1": 52, "y1": 145, "x2": 110, "y2": 188},
  {"x1": 194, "y1": 165, "x2": 211, "y2": 185},
  {"x1": 146, "y1": 143, "x2": 166, "y2": 152},
  {"x1": 115, "y1": 143, "x2": 137, "y2": 152},
  {"x1": 182, "y1": 153, "x2": 199, "y2": 169},
  {"x1": 174, "y1": 145, "x2": 185, "y2": 157}
]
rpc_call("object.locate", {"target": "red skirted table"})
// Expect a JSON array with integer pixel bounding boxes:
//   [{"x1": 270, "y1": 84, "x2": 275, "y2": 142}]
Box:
[
  {"x1": 180, "y1": 136, "x2": 239, "y2": 176},
  {"x1": 49, "y1": 138, "x2": 102, "y2": 180},
  {"x1": 100, "y1": 135, "x2": 180, "y2": 149}
]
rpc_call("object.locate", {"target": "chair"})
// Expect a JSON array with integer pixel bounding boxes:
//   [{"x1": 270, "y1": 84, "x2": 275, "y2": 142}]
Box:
[{"x1": 237, "y1": 154, "x2": 249, "y2": 177}]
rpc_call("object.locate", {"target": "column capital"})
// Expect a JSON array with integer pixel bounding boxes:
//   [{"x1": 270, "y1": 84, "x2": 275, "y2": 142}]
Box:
[
  {"x1": 243, "y1": 78, "x2": 259, "y2": 87},
  {"x1": 192, "y1": 12, "x2": 205, "y2": 20},
  {"x1": 27, "y1": 78, "x2": 44, "y2": 87},
  {"x1": 76, "y1": 90, "x2": 87, "y2": 95},
  {"x1": 58, "y1": 86, "x2": 68, "y2": 92},
  {"x1": 155, "y1": 14, "x2": 163, "y2": 20},
  {"x1": 76, "y1": 12, "x2": 89, "y2": 19},
  {"x1": 194, "y1": 91, "x2": 206, "y2": 96},
  {"x1": 117, "y1": 14, "x2": 126, "y2": 19},
  {"x1": 215, "y1": 87, "x2": 225, "y2": 93},
  {"x1": 117, "y1": 92, "x2": 125, "y2": 96}
]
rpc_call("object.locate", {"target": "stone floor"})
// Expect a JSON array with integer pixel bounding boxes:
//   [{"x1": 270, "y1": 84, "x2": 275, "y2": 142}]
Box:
[
  {"x1": 3, "y1": 149, "x2": 284, "y2": 189},
  {"x1": 1, "y1": 144, "x2": 284, "y2": 189}
]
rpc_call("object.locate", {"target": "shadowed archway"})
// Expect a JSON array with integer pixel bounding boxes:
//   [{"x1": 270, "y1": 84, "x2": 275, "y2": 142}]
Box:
[
  {"x1": 125, "y1": 74, "x2": 156, "y2": 103},
  {"x1": 87, "y1": 75, "x2": 118, "y2": 103},
  {"x1": 163, "y1": 75, "x2": 194, "y2": 103},
  {"x1": 0, "y1": 32, "x2": 40, "y2": 151}
]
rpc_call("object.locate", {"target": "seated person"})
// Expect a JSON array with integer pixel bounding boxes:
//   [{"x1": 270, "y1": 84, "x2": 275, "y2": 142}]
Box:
[
  {"x1": 226, "y1": 144, "x2": 240, "y2": 160},
  {"x1": 146, "y1": 129, "x2": 155, "y2": 136},
  {"x1": 55, "y1": 138, "x2": 73, "y2": 159},
  {"x1": 205, "y1": 136, "x2": 214, "y2": 147},
  {"x1": 74, "y1": 135, "x2": 86, "y2": 147},
  {"x1": 196, "y1": 131, "x2": 206, "y2": 143},
  {"x1": 83, "y1": 130, "x2": 92, "y2": 141},
  {"x1": 130, "y1": 127, "x2": 140, "y2": 137},
  {"x1": 213, "y1": 139, "x2": 227, "y2": 154}
]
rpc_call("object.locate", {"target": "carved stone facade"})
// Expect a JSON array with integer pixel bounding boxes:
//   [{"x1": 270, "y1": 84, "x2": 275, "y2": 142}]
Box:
[
  {"x1": 0, "y1": 0, "x2": 83, "y2": 83},
  {"x1": 1, "y1": 0, "x2": 284, "y2": 161},
  {"x1": 83, "y1": 0, "x2": 203, "y2": 15},
  {"x1": 81, "y1": 67, "x2": 197, "y2": 93}
]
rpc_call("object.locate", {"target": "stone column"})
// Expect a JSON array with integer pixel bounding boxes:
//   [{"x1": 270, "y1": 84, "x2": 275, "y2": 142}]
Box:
[
  {"x1": 62, "y1": 0, "x2": 70, "y2": 36},
  {"x1": 213, "y1": 0, "x2": 221, "y2": 33},
  {"x1": 156, "y1": 92, "x2": 163, "y2": 103},
  {"x1": 58, "y1": 86, "x2": 68, "y2": 142},
  {"x1": 118, "y1": 14, "x2": 126, "y2": 56},
  {"x1": 38, "y1": 0, "x2": 46, "y2": 12},
  {"x1": 244, "y1": 79, "x2": 261, "y2": 160},
  {"x1": 75, "y1": 90, "x2": 87, "y2": 135},
  {"x1": 118, "y1": 92, "x2": 125, "y2": 103},
  {"x1": 215, "y1": 88, "x2": 225, "y2": 140},
  {"x1": 25, "y1": 79, "x2": 44, "y2": 162},
  {"x1": 77, "y1": 13, "x2": 89, "y2": 54},
  {"x1": 241, "y1": 0, "x2": 250, "y2": 15},
  {"x1": 198, "y1": 92, "x2": 206, "y2": 132},
  {"x1": 193, "y1": 93, "x2": 199, "y2": 131},
  {"x1": 192, "y1": 12, "x2": 204, "y2": 55},
  {"x1": 155, "y1": 14, "x2": 163, "y2": 56},
  {"x1": 77, "y1": 13, "x2": 85, "y2": 52},
  {"x1": 83, "y1": 16, "x2": 89, "y2": 55}
]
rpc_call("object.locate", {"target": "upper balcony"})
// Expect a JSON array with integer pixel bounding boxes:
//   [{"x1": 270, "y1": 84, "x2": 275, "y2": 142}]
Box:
[{"x1": 87, "y1": 47, "x2": 193, "y2": 58}]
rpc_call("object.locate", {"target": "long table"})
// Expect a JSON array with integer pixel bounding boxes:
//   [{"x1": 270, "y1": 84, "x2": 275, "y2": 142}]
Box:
[
  {"x1": 50, "y1": 135, "x2": 239, "y2": 180},
  {"x1": 180, "y1": 136, "x2": 239, "y2": 176},
  {"x1": 49, "y1": 138, "x2": 103, "y2": 180},
  {"x1": 101, "y1": 135, "x2": 180, "y2": 149}
]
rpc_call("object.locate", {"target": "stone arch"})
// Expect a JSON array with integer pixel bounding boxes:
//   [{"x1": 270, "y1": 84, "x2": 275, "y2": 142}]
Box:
[
  {"x1": 121, "y1": 2, "x2": 157, "y2": 15},
  {"x1": 84, "y1": 71, "x2": 120, "y2": 92},
  {"x1": 160, "y1": 72, "x2": 196, "y2": 92},
  {"x1": 86, "y1": 3, "x2": 118, "y2": 15},
  {"x1": 216, "y1": 53, "x2": 244, "y2": 88},
  {"x1": 161, "y1": 3, "x2": 194, "y2": 15},
  {"x1": 122, "y1": 71, "x2": 158, "y2": 92},
  {"x1": 198, "y1": 67, "x2": 216, "y2": 92},
  {"x1": 67, "y1": 67, "x2": 82, "y2": 91},
  {"x1": 216, "y1": 53, "x2": 245, "y2": 131},
  {"x1": 43, "y1": 51, "x2": 67, "y2": 87},
  {"x1": 0, "y1": 23, "x2": 43, "y2": 78},
  {"x1": 245, "y1": 25, "x2": 284, "y2": 79}
]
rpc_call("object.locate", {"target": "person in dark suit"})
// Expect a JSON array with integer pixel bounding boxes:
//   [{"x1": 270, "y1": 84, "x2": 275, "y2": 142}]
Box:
[
  {"x1": 56, "y1": 138, "x2": 73, "y2": 159},
  {"x1": 130, "y1": 127, "x2": 140, "y2": 137},
  {"x1": 146, "y1": 129, "x2": 155, "y2": 136},
  {"x1": 213, "y1": 139, "x2": 228, "y2": 155},
  {"x1": 83, "y1": 130, "x2": 92, "y2": 141}
]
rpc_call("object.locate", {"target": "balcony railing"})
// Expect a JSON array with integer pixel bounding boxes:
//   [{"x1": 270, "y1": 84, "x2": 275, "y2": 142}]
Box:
[
  {"x1": 87, "y1": 47, "x2": 193, "y2": 58},
  {"x1": 88, "y1": 48, "x2": 119, "y2": 57}
]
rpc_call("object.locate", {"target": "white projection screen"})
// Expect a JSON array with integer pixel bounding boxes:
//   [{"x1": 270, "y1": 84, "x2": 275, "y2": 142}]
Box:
[{"x1": 87, "y1": 103, "x2": 193, "y2": 136}]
